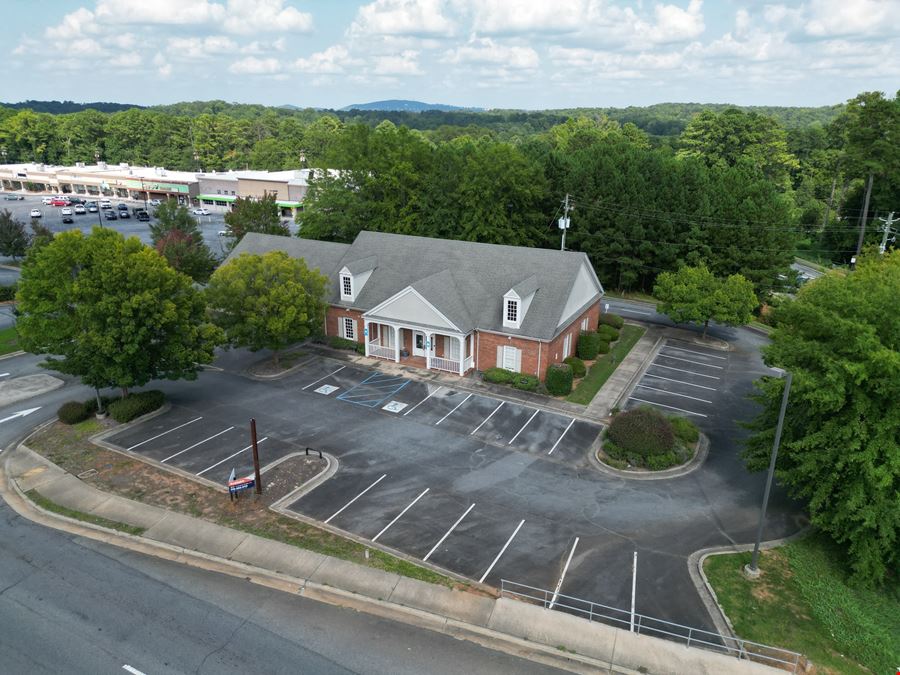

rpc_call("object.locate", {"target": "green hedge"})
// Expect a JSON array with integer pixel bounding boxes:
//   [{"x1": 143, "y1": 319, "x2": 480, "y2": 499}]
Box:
[
  {"x1": 608, "y1": 407, "x2": 675, "y2": 457},
  {"x1": 0, "y1": 284, "x2": 17, "y2": 302},
  {"x1": 57, "y1": 401, "x2": 90, "y2": 425},
  {"x1": 328, "y1": 336, "x2": 364, "y2": 353},
  {"x1": 576, "y1": 331, "x2": 601, "y2": 360},
  {"x1": 545, "y1": 363, "x2": 573, "y2": 396},
  {"x1": 108, "y1": 390, "x2": 165, "y2": 423},
  {"x1": 484, "y1": 367, "x2": 515, "y2": 384},
  {"x1": 597, "y1": 325, "x2": 620, "y2": 342},
  {"x1": 669, "y1": 416, "x2": 699, "y2": 443},
  {"x1": 596, "y1": 340, "x2": 610, "y2": 355},
  {"x1": 511, "y1": 373, "x2": 539, "y2": 392},
  {"x1": 563, "y1": 356, "x2": 586, "y2": 378},
  {"x1": 599, "y1": 313, "x2": 624, "y2": 329}
]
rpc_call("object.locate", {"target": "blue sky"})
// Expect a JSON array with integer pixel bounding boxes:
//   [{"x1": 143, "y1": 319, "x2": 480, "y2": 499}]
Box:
[{"x1": 5, "y1": 0, "x2": 899, "y2": 109}]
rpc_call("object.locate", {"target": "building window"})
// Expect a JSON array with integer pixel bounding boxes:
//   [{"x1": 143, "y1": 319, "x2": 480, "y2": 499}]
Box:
[
  {"x1": 341, "y1": 274, "x2": 352, "y2": 299},
  {"x1": 506, "y1": 299, "x2": 518, "y2": 324},
  {"x1": 563, "y1": 333, "x2": 572, "y2": 359},
  {"x1": 581, "y1": 317, "x2": 589, "y2": 331},
  {"x1": 342, "y1": 317, "x2": 355, "y2": 340}
]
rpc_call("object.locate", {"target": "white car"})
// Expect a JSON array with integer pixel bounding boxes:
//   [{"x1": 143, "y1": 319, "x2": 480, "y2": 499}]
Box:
[
  {"x1": 149, "y1": 199, "x2": 161, "y2": 206},
  {"x1": 61, "y1": 207, "x2": 73, "y2": 216},
  {"x1": 74, "y1": 204, "x2": 86, "y2": 214},
  {"x1": 30, "y1": 209, "x2": 42, "y2": 218},
  {"x1": 99, "y1": 199, "x2": 112, "y2": 209},
  {"x1": 192, "y1": 208, "x2": 210, "y2": 216},
  {"x1": 41, "y1": 196, "x2": 53, "y2": 205}
]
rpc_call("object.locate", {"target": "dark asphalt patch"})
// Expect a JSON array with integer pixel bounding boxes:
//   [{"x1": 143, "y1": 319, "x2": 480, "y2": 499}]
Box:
[
  {"x1": 471, "y1": 401, "x2": 536, "y2": 446},
  {"x1": 550, "y1": 421, "x2": 602, "y2": 464},
  {"x1": 374, "y1": 491, "x2": 474, "y2": 559},
  {"x1": 508, "y1": 410, "x2": 573, "y2": 455},
  {"x1": 105, "y1": 407, "x2": 205, "y2": 452},
  {"x1": 433, "y1": 394, "x2": 500, "y2": 437},
  {"x1": 288, "y1": 469, "x2": 388, "y2": 522},
  {"x1": 405, "y1": 388, "x2": 472, "y2": 425}
]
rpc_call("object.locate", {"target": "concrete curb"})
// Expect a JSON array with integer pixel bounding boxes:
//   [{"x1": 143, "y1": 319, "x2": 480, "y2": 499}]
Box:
[
  {"x1": 591, "y1": 433, "x2": 709, "y2": 481},
  {"x1": 0, "y1": 350, "x2": 26, "y2": 361},
  {"x1": 613, "y1": 332, "x2": 665, "y2": 413}
]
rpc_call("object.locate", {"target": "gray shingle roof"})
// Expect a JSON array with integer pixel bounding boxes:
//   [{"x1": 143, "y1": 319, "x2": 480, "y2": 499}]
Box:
[
  {"x1": 228, "y1": 231, "x2": 603, "y2": 340},
  {"x1": 510, "y1": 274, "x2": 539, "y2": 299},
  {"x1": 343, "y1": 255, "x2": 378, "y2": 275}
]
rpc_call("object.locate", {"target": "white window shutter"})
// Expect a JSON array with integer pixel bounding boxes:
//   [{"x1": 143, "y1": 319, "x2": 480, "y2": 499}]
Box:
[
  {"x1": 514, "y1": 348, "x2": 521, "y2": 373},
  {"x1": 496, "y1": 345, "x2": 503, "y2": 368}
]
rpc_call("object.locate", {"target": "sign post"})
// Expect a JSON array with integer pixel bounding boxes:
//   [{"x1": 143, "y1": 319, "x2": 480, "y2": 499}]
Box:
[{"x1": 250, "y1": 418, "x2": 262, "y2": 495}]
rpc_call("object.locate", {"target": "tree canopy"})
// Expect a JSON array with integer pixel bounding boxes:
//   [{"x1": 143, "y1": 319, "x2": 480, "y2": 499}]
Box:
[
  {"x1": 0, "y1": 209, "x2": 29, "y2": 259},
  {"x1": 743, "y1": 251, "x2": 900, "y2": 585},
  {"x1": 223, "y1": 194, "x2": 289, "y2": 249},
  {"x1": 150, "y1": 200, "x2": 217, "y2": 282}
]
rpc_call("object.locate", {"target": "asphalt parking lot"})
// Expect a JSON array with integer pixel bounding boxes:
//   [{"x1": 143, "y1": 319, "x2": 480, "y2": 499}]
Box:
[{"x1": 626, "y1": 338, "x2": 729, "y2": 419}]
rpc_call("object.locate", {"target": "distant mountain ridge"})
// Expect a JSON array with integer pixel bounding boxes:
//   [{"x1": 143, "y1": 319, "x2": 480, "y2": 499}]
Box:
[
  {"x1": 340, "y1": 99, "x2": 483, "y2": 112},
  {"x1": 1, "y1": 100, "x2": 142, "y2": 113}
]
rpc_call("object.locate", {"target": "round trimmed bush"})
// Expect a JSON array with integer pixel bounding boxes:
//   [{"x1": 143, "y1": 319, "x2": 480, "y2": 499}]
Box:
[
  {"x1": 596, "y1": 340, "x2": 610, "y2": 355},
  {"x1": 607, "y1": 407, "x2": 675, "y2": 458},
  {"x1": 563, "y1": 356, "x2": 586, "y2": 378},
  {"x1": 484, "y1": 367, "x2": 515, "y2": 384},
  {"x1": 599, "y1": 313, "x2": 624, "y2": 329},
  {"x1": 597, "y1": 325, "x2": 619, "y2": 342},
  {"x1": 108, "y1": 390, "x2": 165, "y2": 423},
  {"x1": 57, "y1": 401, "x2": 90, "y2": 425},
  {"x1": 669, "y1": 416, "x2": 699, "y2": 443},
  {"x1": 545, "y1": 363, "x2": 573, "y2": 396},
  {"x1": 576, "y1": 332, "x2": 601, "y2": 360},
  {"x1": 512, "y1": 373, "x2": 539, "y2": 391}
]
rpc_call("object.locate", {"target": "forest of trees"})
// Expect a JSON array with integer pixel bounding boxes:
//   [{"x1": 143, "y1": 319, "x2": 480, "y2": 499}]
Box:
[{"x1": 0, "y1": 92, "x2": 895, "y2": 296}]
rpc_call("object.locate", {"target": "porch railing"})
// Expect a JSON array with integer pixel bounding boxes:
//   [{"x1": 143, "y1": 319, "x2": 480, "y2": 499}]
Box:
[
  {"x1": 464, "y1": 355, "x2": 473, "y2": 371},
  {"x1": 367, "y1": 341, "x2": 394, "y2": 360},
  {"x1": 430, "y1": 356, "x2": 460, "y2": 373}
]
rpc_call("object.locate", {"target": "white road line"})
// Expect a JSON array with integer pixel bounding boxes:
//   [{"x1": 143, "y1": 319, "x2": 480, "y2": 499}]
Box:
[
  {"x1": 122, "y1": 666, "x2": 146, "y2": 675},
  {"x1": 549, "y1": 537, "x2": 580, "y2": 610},
  {"x1": 643, "y1": 373, "x2": 717, "y2": 391},
  {"x1": 162, "y1": 426, "x2": 235, "y2": 463},
  {"x1": 655, "y1": 354, "x2": 724, "y2": 369},
  {"x1": 610, "y1": 306, "x2": 651, "y2": 315},
  {"x1": 325, "y1": 474, "x2": 387, "y2": 524},
  {"x1": 195, "y1": 437, "x2": 268, "y2": 476},
  {"x1": 649, "y1": 363, "x2": 720, "y2": 380},
  {"x1": 508, "y1": 409, "x2": 539, "y2": 445},
  {"x1": 629, "y1": 396, "x2": 707, "y2": 417},
  {"x1": 126, "y1": 417, "x2": 202, "y2": 451},
  {"x1": 301, "y1": 365, "x2": 345, "y2": 390},
  {"x1": 547, "y1": 418, "x2": 576, "y2": 455},
  {"x1": 470, "y1": 401, "x2": 504, "y2": 435},
  {"x1": 480, "y1": 519, "x2": 525, "y2": 583},
  {"x1": 372, "y1": 488, "x2": 429, "y2": 542},
  {"x1": 0, "y1": 373, "x2": 8, "y2": 378},
  {"x1": 423, "y1": 503, "x2": 475, "y2": 562},
  {"x1": 663, "y1": 344, "x2": 727, "y2": 360},
  {"x1": 403, "y1": 386, "x2": 443, "y2": 416},
  {"x1": 435, "y1": 393, "x2": 472, "y2": 425},
  {"x1": 636, "y1": 384, "x2": 712, "y2": 403}
]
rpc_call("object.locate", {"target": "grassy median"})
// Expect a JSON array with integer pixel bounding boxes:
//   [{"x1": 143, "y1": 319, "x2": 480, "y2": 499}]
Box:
[
  {"x1": 568, "y1": 324, "x2": 645, "y2": 405},
  {"x1": 27, "y1": 488, "x2": 146, "y2": 536},
  {"x1": 0, "y1": 325, "x2": 19, "y2": 356},
  {"x1": 703, "y1": 534, "x2": 899, "y2": 674}
]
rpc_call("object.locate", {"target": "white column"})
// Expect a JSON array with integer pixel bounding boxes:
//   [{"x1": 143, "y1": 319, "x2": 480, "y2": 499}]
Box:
[
  {"x1": 394, "y1": 325, "x2": 400, "y2": 363},
  {"x1": 426, "y1": 333, "x2": 433, "y2": 371},
  {"x1": 458, "y1": 335, "x2": 465, "y2": 375},
  {"x1": 363, "y1": 320, "x2": 370, "y2": 357}
]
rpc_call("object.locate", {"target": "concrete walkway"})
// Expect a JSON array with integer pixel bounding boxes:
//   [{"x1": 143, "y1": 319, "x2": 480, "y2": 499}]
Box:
[{"x1": 2, "y1": 441, "x2": 780, "y2": 675}]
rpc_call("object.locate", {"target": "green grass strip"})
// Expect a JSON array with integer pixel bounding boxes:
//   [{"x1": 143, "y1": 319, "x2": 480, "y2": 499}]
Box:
[
  {"x1": 567, "y1": 324, "x2": 645, "y2": 405},
  {"x1": 0, "y1": 325, "x2": 19, "y2": 356},
  {"x1": 27, "y1": 489, "x2": 146, "y2": 536}
]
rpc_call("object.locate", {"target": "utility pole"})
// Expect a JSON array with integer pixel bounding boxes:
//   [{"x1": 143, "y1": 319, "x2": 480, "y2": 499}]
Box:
[
  {"x1": 559, "y1": 193, "x2": 572, "y2": 251},
  {"x1": 250, "y1": 418, "x2": 262, "y2": 495},
  {"x1": 878, "y1": 212, "x2": 897, "y2": 254},
  {"x1": 855, "y1": 173, "x2": 874, "y2": 256}
]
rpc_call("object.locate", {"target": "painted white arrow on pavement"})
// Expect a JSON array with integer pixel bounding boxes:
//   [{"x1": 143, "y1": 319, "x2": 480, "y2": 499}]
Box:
[{"x1": 0, "y1": 407, "x2": 42, "y2": 424}]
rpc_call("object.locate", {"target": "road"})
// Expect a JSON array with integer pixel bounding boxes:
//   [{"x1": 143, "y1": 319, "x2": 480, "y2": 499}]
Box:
[{"x1": 0, "y1": 355, "x2": 564, "y2": 675}]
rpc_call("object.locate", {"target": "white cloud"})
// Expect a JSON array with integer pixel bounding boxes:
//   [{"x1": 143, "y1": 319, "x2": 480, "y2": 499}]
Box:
[
  {"x1": 443, "y1": 37, "x2": 538, "y2": 69},
  {"x1": 221, "y1": 0, "x2": 312, "y2": 35},
  {"x1": 111, "y1": 52, "x2": 142, "y2": 68},
  {"x1": 373, "y1": 49, "x2": 423, "y2": 74},
  {"x1": 229, "y1": 56, "x2": 283, "y2": 74},
  {"x1": 549, "y1": 45, "x2": 685, "y2": 76},
  {"x1": 158, "y1": 62, "x2": 173, "y2": 78},
  {"x1": 45, "y1": 8, "x2": 98, "y2": 39},
  {"x1": 351, "y1": 0, "x2": 455, "y2": 36},
  {"x1": 167, "y1": 36, "x2": 238, "y2": 60},
  {"x1": 294, "y1": 45, "x2": 363, "y2": 74},
  {"x1": 805, "y1": 0, "x2": 900, "y2": 37},
  {"x1": 645, "y1": 0, "x2": 705, "y2": 43},
  {"x1": 452, "y1": 0, "x2": 586, "y2": 34},
  {"x1": 94, "y1": 0, "x2": 226, "y2": 25},
  {"x1": 243, "y1": 38, "x2": 286, "y2": 54}
]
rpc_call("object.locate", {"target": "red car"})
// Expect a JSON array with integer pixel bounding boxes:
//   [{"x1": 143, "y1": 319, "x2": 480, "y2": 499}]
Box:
[{"x1": 50, "y1": 198, "x2": 70, "y2": 206}]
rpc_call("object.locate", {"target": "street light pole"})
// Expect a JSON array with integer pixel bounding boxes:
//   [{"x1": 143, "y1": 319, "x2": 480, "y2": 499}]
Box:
[{"x1": 745, "y1": 370, "x2": 792, "y2": 577}]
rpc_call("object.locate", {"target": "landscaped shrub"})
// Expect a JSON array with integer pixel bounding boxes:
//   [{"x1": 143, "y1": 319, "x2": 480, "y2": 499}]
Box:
[
  {"x1": 0, "y1": 284, "x2": 17, "y2": 302},
  {"x1": 646, "y1": 452, "x2": 679, "y2": 471},
  {"x1": 328, "y1": 336, "x2": 361, "y2": 352},
  {"x1": 599, "y1": 313, "x2": 624, "y2": 329},
  {"x1": 597, "y1": 325, "x2": 620, "y2": 342},
  {"x1": 512, "y1": 374, "x2": 539, "y2": 392},
  {"x1": 57, "y1": 401, "x2": 90, "y2": 425},
  {"x1": 108, "y1": 390, "x2": 165, "y2": 423},
  {"x1": 84, "y1": 396, "x2": 115, "y2": 415},
  {"x1": 484, "y1": 367, "x2": 515, "y2": 384},
  {"x1": 576, "y1": 331, "x2": 601, "y2": 360},
  {"x1": 563, "y1": 356, "x2": 586, "y2": 378},
  {"x1": 607, "y1": 407, "x2": 675, "y2": 457},
  {"x1": 596, "y1": 340, "x2": 610, "y2": 355},
  {"x1": 545, "y1": 363, "x2": 573, "y2": 396},
  {"x1": 669, "y1": 416, "x2": 700, "y2": 443}
]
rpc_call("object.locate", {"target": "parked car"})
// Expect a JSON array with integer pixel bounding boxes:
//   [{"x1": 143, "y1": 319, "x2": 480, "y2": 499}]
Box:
[
  {"x1": 103, "y1": 210, "x2": 117, "y2": 220},
  {"x1": 118, "y1": 210, "x2": 130, "y2": 219},
  {"x1": 149, "y1": 199, "x2": 161, "y2": 206},
  {"x1": 60, "y1": 207, "x2": 73, "y2": 216},
  {"x1": 67, "y1": 196, "x2": 85, "y2": 205},
  {"x1": 74, "y1": 204, "x2": 86, "y2": 214},
  {"x1": 87, "y1": 204, "x2": 98, "y2": 213},
  {"x1": 99, "y1": 199, "x2": 112, "y2": 208},
  {"x1": 117, "y1": 203, "x2": 128, "y2": 210},
  {"x1": 192, "y1": 208, "x2": 210, "y2": 216},
  {"x1": 41, "y1": 196, "x2": 53, "y2": 205},
  {"x1": 62, "y1": 215, "x2": 74, "y2": 224},
  {"x1": 30, "y1": 209, "x2": 42, "y2": 218},
  {"x1": 2, "y1": 194, "x2": 24, "y2": 201},
  {"x1": 136, "y1": 211, "x2": 150, "y2": 222}
]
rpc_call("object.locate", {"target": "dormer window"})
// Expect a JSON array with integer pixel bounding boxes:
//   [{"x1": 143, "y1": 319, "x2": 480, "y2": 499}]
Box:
[
  {"x1": 506, "y1": 299, "x2": 518, "y2": 324},
  {"x1": 503, "y1": 291, "x2": 522, "y2": 329},
  {"x1": 341, "y1": 274, "x2": 353, "y2": 300}
]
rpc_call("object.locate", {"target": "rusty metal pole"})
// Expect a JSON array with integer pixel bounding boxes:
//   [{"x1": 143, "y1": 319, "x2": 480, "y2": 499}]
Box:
[{"x1": 250, "y1": 418, "x2": 262, "y2": 495}]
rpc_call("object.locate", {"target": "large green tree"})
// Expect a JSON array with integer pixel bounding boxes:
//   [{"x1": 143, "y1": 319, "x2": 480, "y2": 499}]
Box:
[
  {"x1": 205, "y1": 251, "x2": 327, "y2": 367},
  {"x1": 0, "y1": 209, "x2": 29, "y2": 259},
  {"x1": 150, "y1": 200, "x2": 217, "y2": 282},
  {"x1": 743, "y1": 251, "x2": 900, "y2": 585},
  {"x1": 223, "y1": 193, "x2": 289, "y2": 249},
  {"x1": 16, "y1": 228, "x2": 223, "y2": 396}
]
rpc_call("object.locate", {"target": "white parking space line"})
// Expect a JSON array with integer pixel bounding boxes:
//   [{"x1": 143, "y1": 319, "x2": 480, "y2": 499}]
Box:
[
  {"x1": 480, "y1": 519, "x2": 526, "y2": 583},
  {"x1": 636, "y1": 384, "x2": 712, "y2": 403},
  {"x1": 196, "y1": 437, "x2": 268, "y2": 476},
  {"x1": 435, "y1": 393, "x2": 472, "y2": 425},
  {"x1": 547, "y1": 418, "x2": 576, "y2": 455},
  {"x1": 663, "y1": 344, "x2": 727, "y2": 360},
  {"x1": 325, "y1": 474, "x2": 387, "y2": 524},
  {"x1": 643, "y1": 373, "x2": 717, "y2": 391},
  {"x1": 372, "y1": 488, "x2": 430, "y2": 542},
  {"x1": 301, "y1": 366, "x2": 346, "y2": 391},
  {"x1": 508, "y1": 409, "x2": 539, "y2": 445},
  {"x1": 629, "y1": 396, "x2": 707, "y2": 417},
  {"x1": 549, "y1": 537, "x2": 580, "y2": 610},
  {"x1": 0, "y1": 373, "x2": 8, "y2": 378},
  {"x1": 423, "y1": 503, "x2": 475, "y2": 562},
  {"x1": 126, "y1": 417, "x2": 202, "y2": 451},
  {"x1": 650, "y1": 363, "x2": 720, "y2": 380},
  {"x1": 470, "y1": 401, "x2": 504, "y2": 435},
  {"x1": 122, "y1": 666, "x2": 146, "y2": 675},
  {"x1": 655, "y1": 354, "x2": 724, "y2": 369},
  {"x1": 403, "y1": 386, "x2": 443, "y2": 416},
  {"x1": 162, "y1": 426, "x2": 235, "y2": 463}
]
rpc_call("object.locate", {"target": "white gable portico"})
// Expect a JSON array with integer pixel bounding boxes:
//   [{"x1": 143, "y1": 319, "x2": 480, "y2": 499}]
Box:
[{"x1": 362, "y1": 287, "x2": 473, "y2": 375}]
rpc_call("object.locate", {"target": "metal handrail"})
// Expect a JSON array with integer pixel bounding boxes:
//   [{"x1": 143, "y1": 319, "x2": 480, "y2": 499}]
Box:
[{"x1": 499, "y1": 579, "x2": 802, "y2": 672}]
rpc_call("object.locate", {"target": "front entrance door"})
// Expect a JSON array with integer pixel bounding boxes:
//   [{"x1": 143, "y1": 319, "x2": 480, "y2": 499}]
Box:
[{"x1": 413, "y1": 331, "x2": 431, "y2": 357}]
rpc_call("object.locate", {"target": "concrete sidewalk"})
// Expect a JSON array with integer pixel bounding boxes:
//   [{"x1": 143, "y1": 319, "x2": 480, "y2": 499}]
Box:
[{"x1": 2, "y1": 441, "x2": 781, "y2": 675}]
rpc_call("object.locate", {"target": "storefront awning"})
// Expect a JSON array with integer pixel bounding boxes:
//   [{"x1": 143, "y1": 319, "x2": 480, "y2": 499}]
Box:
[{"x1": 198, "y1": 194, "x2": 236, "y2": 202}]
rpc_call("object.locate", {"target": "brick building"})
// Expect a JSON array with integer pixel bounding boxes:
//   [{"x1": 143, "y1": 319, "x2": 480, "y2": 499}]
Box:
[{"x1": 228, "y1": 231, "x2": 605, "y2": 381}]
